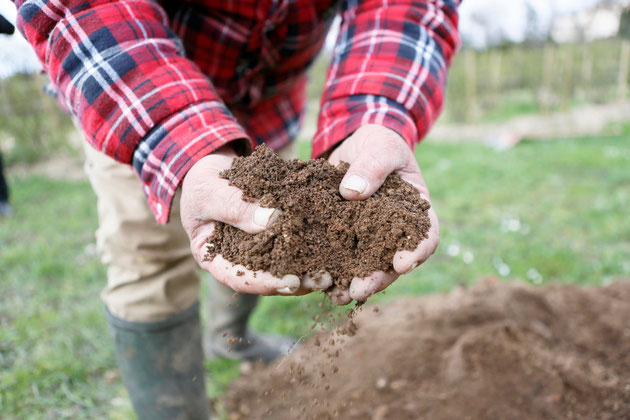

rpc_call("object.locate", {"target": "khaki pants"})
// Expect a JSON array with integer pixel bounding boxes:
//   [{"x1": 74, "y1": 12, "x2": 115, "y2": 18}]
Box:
[{"x1": 83, "y1": 142, "x2": 295, "y2": 323}]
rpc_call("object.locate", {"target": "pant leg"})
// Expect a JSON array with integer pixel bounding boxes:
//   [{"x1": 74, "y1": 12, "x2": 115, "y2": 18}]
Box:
[
  {"x1": 83, "y1": 144, "x2": 212, "y2": 419},
  {"x1": 83, "y1": 143, "x2": 200, "y2": 323},
  {"x1": 0, "y1": 152, "x2": 9, "y2": 203}
]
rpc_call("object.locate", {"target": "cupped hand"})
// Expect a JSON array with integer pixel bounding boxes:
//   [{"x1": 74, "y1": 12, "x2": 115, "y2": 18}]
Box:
[
  {"x1": 326, "y1": 124, "x2": 440, "y2": 305},
  {"x1": 180, "y1": 145, "x2": 332, "y2": 296}
]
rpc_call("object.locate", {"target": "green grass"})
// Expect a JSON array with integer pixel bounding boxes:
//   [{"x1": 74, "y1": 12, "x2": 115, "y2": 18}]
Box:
[
  {"x1": 1, "y1": 132, "x2": 629, "y2": 418},
  {"x1": 0, "y1": 74, "x2": 75, "y2": 166}
]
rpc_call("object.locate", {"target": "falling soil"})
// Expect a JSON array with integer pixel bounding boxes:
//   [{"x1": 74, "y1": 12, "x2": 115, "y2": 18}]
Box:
[
  {"x1": 205, "y1": 145, "x2": 431, "y2": 289},
  {"x1": 225, "y1": 280, "x2": 630, "y2": 419}
]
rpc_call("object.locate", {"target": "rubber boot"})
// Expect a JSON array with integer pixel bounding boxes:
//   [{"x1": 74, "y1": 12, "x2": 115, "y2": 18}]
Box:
[
  {"x1": 0, "y1": 152, "x2": 12, "y2": 217},
  {"x1": 107, "y1": 303, "x2": 211, "y2": 420},
  {"x1": 205, "y1": 279, "x2": 296, "y2": 363}
]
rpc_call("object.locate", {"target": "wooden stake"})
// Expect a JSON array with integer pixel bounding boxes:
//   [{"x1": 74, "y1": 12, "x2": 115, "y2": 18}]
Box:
[
  {"x1": 561, "y1": 46, "x2": 574, "y2": 108},
  {"x1": 464, "y1": 49, "x2": 478, "y2": 122},
  {"x1": 489, "y1": 50, "x2": 502, "y2": 102},
  {"x1": 617, "y1": 40, "x2": 630, "y2": 102},
  {"x1": 541, "y1": 45, "x2": 555, "y2": 114}
]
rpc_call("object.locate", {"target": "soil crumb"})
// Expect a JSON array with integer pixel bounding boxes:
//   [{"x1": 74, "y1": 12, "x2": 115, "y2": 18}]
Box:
[
  {"x1": 205, "y1": 145, "x2": 431, "y2": 289},
  {"x1": 225, "y1": 280, "x2": 630, "y2": 419}
]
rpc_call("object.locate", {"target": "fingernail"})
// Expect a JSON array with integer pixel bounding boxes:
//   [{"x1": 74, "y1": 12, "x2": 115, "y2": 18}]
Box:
[
  {"x1": 342, "y1": 174, "x2": 368, "y2": 194},
  {"x1": 318, "y1": 271, "x2": 333, "y2": 289},
  {"x1": 277, "y1": 287, "x2": 294, "y2": 295},
  {"x1": 303, "y1": 271, "x2": 333, "y2": 290},
  {"x1": 253, "y1": 206, "x2": 277, "y2": 228},
  {"x1": 277, "y1": 274, "x2": 300, "y2": 294},
  {"x1": 409, "y1": 262, "x2": 419, "y2": 271}
]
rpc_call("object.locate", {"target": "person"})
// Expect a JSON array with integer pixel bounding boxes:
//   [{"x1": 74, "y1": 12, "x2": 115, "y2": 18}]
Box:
[
  {"x1": 12, "y1": 1, "x2": 460, "y2": 418},
  {"x1": 0, "y1": 13, "x2": 13, "y2": 35},
  {"x1": 0, "y1": 13, "x2": 14, "y2": 217},
  {"x1": 0, "y1": 151, "x2": 11, "y2": 217}
]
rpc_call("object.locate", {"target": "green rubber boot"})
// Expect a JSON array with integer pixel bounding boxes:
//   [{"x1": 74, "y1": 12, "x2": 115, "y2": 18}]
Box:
[{"x1": 107, "y1": 303, "x2": 211, "y2": 420}]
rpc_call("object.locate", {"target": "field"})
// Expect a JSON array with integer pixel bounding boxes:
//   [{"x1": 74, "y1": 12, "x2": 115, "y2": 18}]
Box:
[
  {"x1": 1, "y1": 125, "x2": 629, "y2": 418},
  {"x1": 1, "y1": 35, "x2": 630, "y2": 418}
]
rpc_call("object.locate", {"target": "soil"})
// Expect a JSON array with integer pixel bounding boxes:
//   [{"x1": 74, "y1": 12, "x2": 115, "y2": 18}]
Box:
[
  {"x1": 225, "y1": 280, "x2": 630, "y2": 419},
  {"x1": 205, "y1": 145, "x2": 431, "y2": 289}
]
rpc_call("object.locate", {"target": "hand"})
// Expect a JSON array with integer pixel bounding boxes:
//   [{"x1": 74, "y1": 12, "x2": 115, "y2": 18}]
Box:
[
  {"x1": 326, "y1": 124, "x2": 440, "y2": 305},
  {"x1": 180, "y1": 145, "x2": 332, "y2": 296}
]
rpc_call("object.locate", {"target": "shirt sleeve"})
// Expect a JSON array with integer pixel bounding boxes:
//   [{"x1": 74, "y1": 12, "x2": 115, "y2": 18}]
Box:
[
  {"x1": 13, "y1": 0, "x2": 251, "y2": 223},
  {"x1": 313, "y1": 0, "x2": 461, "y2": 158}
]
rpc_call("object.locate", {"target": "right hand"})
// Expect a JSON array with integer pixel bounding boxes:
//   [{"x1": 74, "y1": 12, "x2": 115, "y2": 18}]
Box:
[
  {"x1": 325, "y1": 125, "x2": 440, "y2": 305},
  {"x1": 180, "y1": 145, "x2": 333, "y2": 296}
]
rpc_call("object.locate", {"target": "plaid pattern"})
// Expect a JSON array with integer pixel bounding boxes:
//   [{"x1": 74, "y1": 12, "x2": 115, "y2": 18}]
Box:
[{"x1": 13, "y1": 0, "x2": 460, "y2": 223}]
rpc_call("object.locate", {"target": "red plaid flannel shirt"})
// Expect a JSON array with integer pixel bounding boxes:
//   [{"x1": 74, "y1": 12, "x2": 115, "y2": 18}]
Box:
[{"x1": 14, "y1": 0, "x2": 460, "y2": 223}]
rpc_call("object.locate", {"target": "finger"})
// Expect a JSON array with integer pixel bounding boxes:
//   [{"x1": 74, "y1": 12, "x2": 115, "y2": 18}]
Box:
[
  {"x1": 338, "y1": 139, "x2": 408, "y2": 201},
  {"x1": 180, "y1": 153, "x2": 280, "y2": 235},
  {"x1": 208, "y1": 181, "x2": 280, "y2": 234},
  {"x1": 201, "y1": 254, "x2": 301, "y2": 295},
  {"x1": 188, "y1": 222, "x2": 217, "y2": 268},
  {"x1": 349, "y1": 271, "x2": 398, "y2": 302},
  {"x1": 326, "y1": 286, "x2": 352, "y2": 306},
  {"x1": 393, "y1": 205, "x2": 440, "y2": 274},
  {"x1": 397, "y1": 162, "x2": 430, "y2": 198},
  {"x1": 301, "y1": 271, "x2": 333, "y2": 291}
]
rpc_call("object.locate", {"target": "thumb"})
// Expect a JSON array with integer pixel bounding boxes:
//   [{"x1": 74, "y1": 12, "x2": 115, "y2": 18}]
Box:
[
  {"x1": 181, "y1": 153, "x2": 280, "y2": 236},
  {"x1": 208, "y1": 182, "x2": 280, "y2": 234},
  {"x1": 339, "y1": 143, "x2": 408, "y2": 201}
]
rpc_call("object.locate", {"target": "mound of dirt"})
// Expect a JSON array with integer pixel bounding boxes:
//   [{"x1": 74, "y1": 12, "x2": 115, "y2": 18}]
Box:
[
  {"x1": 205, "y1": 145, "x2": 431, "y2": 289},
  {"x1": 225, "y1": 280, "x2": 630, "y2": 419}
]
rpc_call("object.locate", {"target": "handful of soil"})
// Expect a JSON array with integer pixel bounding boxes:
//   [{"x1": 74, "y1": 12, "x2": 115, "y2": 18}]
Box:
[{"x1": 205, "y1": 145, "x2": 431, "y2": 290}]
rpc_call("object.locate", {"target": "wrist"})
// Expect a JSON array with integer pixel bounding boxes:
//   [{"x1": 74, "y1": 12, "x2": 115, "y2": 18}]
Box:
[
  {"x1": 184, "y1": 140, "x2": 241, "y2": 185},
  {"x1": 134, "y1": 101, "x2": 251, "y2": 224},
  {"x1": 351, "y1": 124, "x2": 406, "y2": 145},
  {"x1": 313, "y1": 95, "x2": 419, "y2": 158},
  {"x1": 212, "y1": 142, "x2": 241, "y2": 158},
  {"x1": 183, "y1": 147, "x2": 236, "y2": 190}
]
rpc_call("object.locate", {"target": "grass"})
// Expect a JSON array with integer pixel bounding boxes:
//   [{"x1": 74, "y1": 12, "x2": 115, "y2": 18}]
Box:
[
  {"x1": 1, "y1": 130, "x2": 629, "y2": 418},
  {"x1": 0, "y1": 74, "x2": 75, "y2": 166},
  {"x1": 443, "y1": 38, "x2": 630, "y2": 123}
]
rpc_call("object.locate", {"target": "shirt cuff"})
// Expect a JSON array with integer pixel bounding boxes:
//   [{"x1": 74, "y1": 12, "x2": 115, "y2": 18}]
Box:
[
  {"x1": 133, "y1": 101, "x2": 252, "y2": 223},
  {"x1": 312, "y1": 95, "x2": 419, "y2": 158}
]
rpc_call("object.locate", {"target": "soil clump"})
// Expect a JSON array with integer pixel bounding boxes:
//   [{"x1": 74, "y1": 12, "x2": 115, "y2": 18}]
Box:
[
  {"x1": 225, "y1": 280, "x2": 630, "y2": 419},
  {"x1": 205, "y1": 145, "x2": 431, "y2": 289}
]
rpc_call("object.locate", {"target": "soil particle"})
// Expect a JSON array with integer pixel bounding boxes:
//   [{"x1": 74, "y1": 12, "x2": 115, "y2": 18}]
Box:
[
  {"x1": 225, "y1": 280, "x2": 630, "y2": 419},
  {"x1": 205, "y1": 145, "x2": 431, "y2": 289}
]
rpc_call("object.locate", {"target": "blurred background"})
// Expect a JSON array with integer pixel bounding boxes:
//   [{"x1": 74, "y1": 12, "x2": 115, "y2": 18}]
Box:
[{"x1": 1, "y1": 0, "x2": 629, "y2": 418}]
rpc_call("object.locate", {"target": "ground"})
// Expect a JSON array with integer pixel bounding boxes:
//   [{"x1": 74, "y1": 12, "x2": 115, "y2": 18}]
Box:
[
  {"x1": 1, "y1": 131, "x2": 629, "y2": 419},
  {"x1": 226, "y1": 280, "x2": 630, "y2": 419}
]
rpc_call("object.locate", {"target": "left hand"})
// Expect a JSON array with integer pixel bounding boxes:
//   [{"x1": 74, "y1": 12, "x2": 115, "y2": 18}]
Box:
[
  {"x1": 326, "y1": 124, "x2": 440, "y2": 305},
  {"x1": 181, "y1": 145, "x2": 330, "y2": 296}
]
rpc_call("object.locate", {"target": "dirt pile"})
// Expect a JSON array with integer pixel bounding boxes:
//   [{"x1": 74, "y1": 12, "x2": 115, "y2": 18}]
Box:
[
  {"x1": 205, "y1": 145, "x2": 431, "y2": 288},
  {"x1": 225, "y1": 280, "x2": 630, "y2": 419}
]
